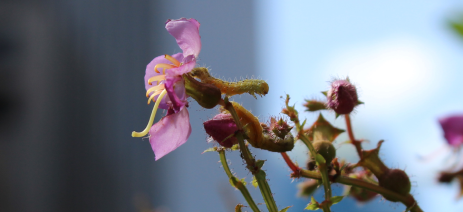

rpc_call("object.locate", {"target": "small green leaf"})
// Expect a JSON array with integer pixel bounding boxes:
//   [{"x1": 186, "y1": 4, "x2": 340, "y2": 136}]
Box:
[
  {"x1": 202, "y1": 147, "x2": 217, "y2": 154},
  {"x1": 256, "y1": 160, "x2": 265, "y2": 169},
  {"x1": 330, "y1": 196, "x2": 344, "y2": 205},
  {"x1": 321, "y1": 91, "x2": 328, "y2": 97},
  {"x1": 357, "y1": 100, "x2": 364, "y2": 105},
  {"x1": 315, "y1": 154, "x2": 326, "y2": 164},
  {"x1": 235, "y1": 204, "x2": 243, "y2": 212},
  {"x1": 251, "y1": 176, "x2": 258, "y2": 188},
  {"x1": 305, "y1": 196, "x2": 320, "y2": 210},
  {"x1": 230, "y1": 144, "x2": 240, "y2": 151},
  {"x1": 240, "y1": 178, "x2": 247, "y2": 186},
  {"x1": 279, "y1": 206, "x2": 292, "y2": 212}
]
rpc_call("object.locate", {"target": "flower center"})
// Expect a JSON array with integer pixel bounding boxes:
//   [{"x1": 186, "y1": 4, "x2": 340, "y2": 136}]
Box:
[
  {"x1": 132, "y1": 55, "x2": 181, "y2": 138},
  {"x1": 146, "y1": 55, "x2": 181, "y2": 104}
]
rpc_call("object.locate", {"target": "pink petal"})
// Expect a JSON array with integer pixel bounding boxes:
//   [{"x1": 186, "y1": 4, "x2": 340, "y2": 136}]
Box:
[
  {"x1": 166, "y1": 18, "x2": 201, "y2": 59},
  {"x1": 439, "y1": 114, "x2": 463, "y2": 147},
  {"x1": 149, "y1": 107, "x2": 192, "y2": 160},
  {"x1": 145, "y1": 53, "x2": 184, "y2": 109}
]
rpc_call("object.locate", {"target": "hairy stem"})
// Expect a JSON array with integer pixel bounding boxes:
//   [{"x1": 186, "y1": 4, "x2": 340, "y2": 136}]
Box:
[
  {"x1": 344, "y1": 114, "x2": 362, "y2": 157},
  {"x1": 319, "y1": 162, "x2": 332, "y2": 212},
  {"x1": 222, "y1": 98, "x2": 278, "y2": 212},
  {"x1": 218, "y1": 149, "x2": 260, "y2": 212},
  {"x1": 280, "y1": 153, "x2": 423, "y2": 212}
]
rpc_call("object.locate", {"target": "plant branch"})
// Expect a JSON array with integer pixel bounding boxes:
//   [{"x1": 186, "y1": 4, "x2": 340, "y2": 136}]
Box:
[
  {"x1": 280, "y1": 153, "x2": 423, "y2": 212},
  {"x1": 218, "y1": 149, "x2": 260, "y2": 212},
  {"x1": 344, "y1": 114, "x2": 362, "y2": 157},
  {"x1": 222, "y1": 98, "x2": 278, "y2": 212}
]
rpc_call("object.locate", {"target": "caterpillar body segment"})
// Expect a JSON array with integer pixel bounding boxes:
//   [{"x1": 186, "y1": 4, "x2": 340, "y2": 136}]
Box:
[{"x1": 191, "y1": 67, "x2": 269, "y2": 98}]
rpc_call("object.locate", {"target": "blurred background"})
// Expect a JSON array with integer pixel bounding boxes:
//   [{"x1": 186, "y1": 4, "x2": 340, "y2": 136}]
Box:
[{"x1": 1, "y1": 0, "x2": 463, "y2": 211}]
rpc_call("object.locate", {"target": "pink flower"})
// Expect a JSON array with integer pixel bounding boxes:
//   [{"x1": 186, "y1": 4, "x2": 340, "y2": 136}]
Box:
[
  {"x1": 132, "y1": 18, "x2": 201, "y2": 160},
  {"x1": 439, "y1": 114, "x2": 463, "y2": 147}
]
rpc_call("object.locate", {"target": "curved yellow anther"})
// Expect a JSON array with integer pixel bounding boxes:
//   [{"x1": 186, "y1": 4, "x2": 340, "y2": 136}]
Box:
[
  {"x1": 154, "y1": 63, "x2": 175, "y2": 73},
  {"x1": 147, "y1": 89, "x2": 163, "y2": 104},
  {"x1": 132, "y1": 89, "x2": 167, "y2": 138},
  {"x1": 165, "y1": 54, "x2": 181, "y2": 67},
  {"x1": 148, "y1": 75, "x2": 166, "y2": 85},
  {"x1": 146, "y1": 84, "x2": 165, "y2": 97}
]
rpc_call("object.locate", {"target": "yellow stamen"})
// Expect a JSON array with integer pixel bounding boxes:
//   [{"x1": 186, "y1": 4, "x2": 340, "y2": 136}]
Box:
[
  {"x1": 146, "y1": 84, "x2": 165, "y2": 97},
  {"x1": 164, "y1": 54, "x2": 181, "y2": 67},
  {"x1": 147, "y1": 89, "x2": 163, "y2": 104},
  {"x1": 132, "y1": 89, "x2": 168, "y2": 138},
  {"x1": 148, "y1": 75, "x2": 166, "y2": 85},
  {"x1": 154, "y1": 63, "x2": 176, "y2": 73}
]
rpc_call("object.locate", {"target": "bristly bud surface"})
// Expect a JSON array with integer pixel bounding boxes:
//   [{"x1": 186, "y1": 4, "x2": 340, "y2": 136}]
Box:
[
  {"x1": 269, "y1": 117, "x2": 293, "y2": 139},
  {"x1": 326, "y1": 79, "x2": 358, "y2": 114},
  {"x1": 203, "y1": 113, "x2": 238, "y2": 148}
]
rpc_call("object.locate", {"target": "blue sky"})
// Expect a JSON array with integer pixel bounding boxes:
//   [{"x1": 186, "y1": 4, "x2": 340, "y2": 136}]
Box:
[{"x1": 255, "y1": 1, "x2": 463, "y2": 211}]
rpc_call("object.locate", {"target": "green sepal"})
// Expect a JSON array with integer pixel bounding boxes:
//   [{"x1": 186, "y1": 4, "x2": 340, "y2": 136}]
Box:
[
  {"x1": 304, "y1": 99, "x2": 327, "y2": 112},
  {"x1": 251, "y1": 176, "x2": 258, "y2": 188},
  {"x1": 321, "y1": 91, "x2": 328, "y2": 97},
  {"x1": 279, "y1": 206, "x2": 292, "y2": 212},
  {"x1": 202, "y1": 147, "x2": 217, "y2": 154},
  {"x1": 315, "y1": 154, "x2": 326, "y2": 164},
  {"x1": 305, "y1": 196, "x2": 320, "y2": 210},
  {"x1": 357, "y1": 100, "x2": 364, "y2": 105},
  {"x1": 306, "y1": 113, "x2": 344, "y2": 143},
  {"x1": 330, "y1": 196, "x2": 344, "y2": 205},
  {"x1": 256, "y1": 160, "x2": 265, "y2": 169}
]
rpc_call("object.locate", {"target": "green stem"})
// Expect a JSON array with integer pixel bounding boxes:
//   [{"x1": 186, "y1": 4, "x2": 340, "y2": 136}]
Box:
[
  {"x1": 295, "y1": 122, "x2": 317, "y2": 158},
  {"x1": 318, "y1": 163, "x2": 332, "y2": 212},
  {"x1": 218, "y1": 149, "x2": 260, "y2": 212},
  {"x1": 222, "y1": 98, "x2": 278, "y2": 212}
]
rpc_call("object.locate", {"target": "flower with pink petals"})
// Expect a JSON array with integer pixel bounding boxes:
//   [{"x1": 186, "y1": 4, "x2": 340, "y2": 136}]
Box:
[
  {"x1": 439, "y1": 114, "x2": 463, "y2": 148},
  {"x1": 132, "y1": 18, "x2": 201, "y2": 160}
]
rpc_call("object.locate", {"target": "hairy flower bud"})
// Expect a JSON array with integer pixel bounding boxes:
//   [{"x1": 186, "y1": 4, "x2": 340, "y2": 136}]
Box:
[
  {"x1": 313, "y1": 140, "x2": 336, "y2": 164},
  {"x1": 378, "y1": 169, "x2": 411, "y2": 201},
  {"x1": 269, "y1": 117, "x2": 293, "y2": 139},
  {"x1": 203, "y1": 113, "x2": 238, "y2": 148},
  {"x1": 326, "y1": 79, "x2": 358, "y2": 114}
]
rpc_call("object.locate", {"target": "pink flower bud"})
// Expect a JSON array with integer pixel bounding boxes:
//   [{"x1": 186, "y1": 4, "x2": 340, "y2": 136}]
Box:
[
  {"x1": 438, "y1": 114, "x2": 463, "y2": 147},
  {"x1": 326, "y1": 79, "x2": 358, "y2": 114},
  {"x1": 203, "y1": 113, "x2": 238, "y2": 148}
]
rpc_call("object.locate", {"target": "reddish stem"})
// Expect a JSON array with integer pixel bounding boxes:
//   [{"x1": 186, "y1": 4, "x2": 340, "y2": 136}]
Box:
[
  {"x1": 281, "y1": 152, "x2": 301, "y2": 177},
  {"x1": 344, "y1": 114, "x2": 362, "y2": 158}
]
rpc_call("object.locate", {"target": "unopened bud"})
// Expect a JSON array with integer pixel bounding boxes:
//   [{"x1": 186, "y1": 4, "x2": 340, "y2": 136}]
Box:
[
  {"x1": 269, "y1": 117, "x2": 293, "y2": 139},
  {"x1": 203, "y1": 113, "x2": 238, "y2": 148},
  {"x1": 298, "y1": 179, "x2": 320, "y2": 198},
  {"x1": 326, "y1": 79, "x2": 358, "y2": 114},
  {"x1": 183, "y1": 73, "x2": 221, "y2": 109},
  {"x1": 378, "y1": 169, "x2": 411, "y2": 201},
  {"x1": 313, "y1": 141, "x2": 336, "y2": 164},
  {"x1": 349, "y1": 186, "x2": 378, "y2": 203}
]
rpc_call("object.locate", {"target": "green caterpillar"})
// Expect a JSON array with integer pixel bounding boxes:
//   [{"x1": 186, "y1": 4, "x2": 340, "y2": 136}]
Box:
[{"x1": 190, "y1": 67, "x2": 269, "y2": 98}]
